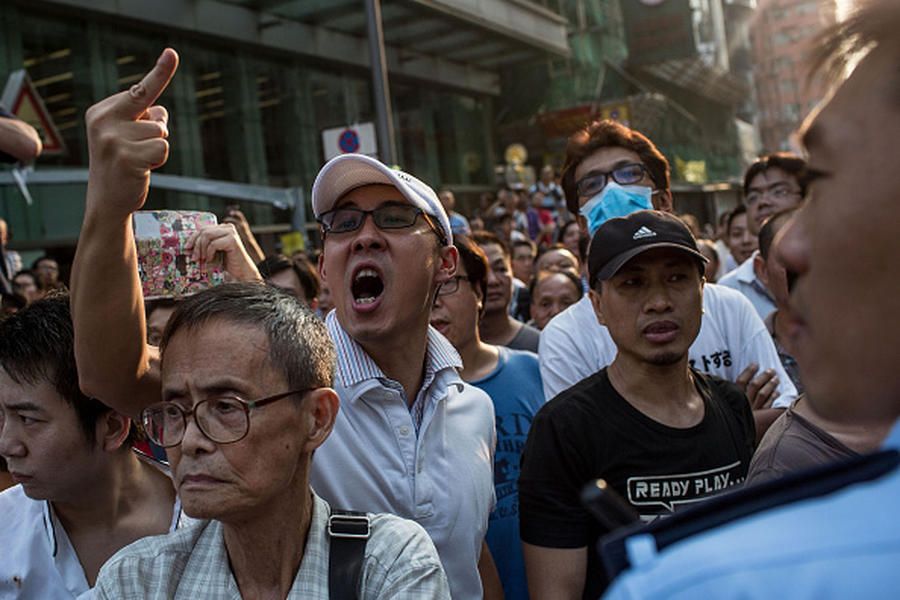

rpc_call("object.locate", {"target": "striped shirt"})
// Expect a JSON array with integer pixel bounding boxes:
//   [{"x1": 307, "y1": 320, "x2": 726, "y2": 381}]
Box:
[
  {"x1": 314, "y1": 312, "x2": 496, "y2": 599},
  {"x1": 94, "y1": 492, "x2": 450, "y2": 599},
  {"x1": 325, "y1": 310, "x2": 462, "y2": 433}
]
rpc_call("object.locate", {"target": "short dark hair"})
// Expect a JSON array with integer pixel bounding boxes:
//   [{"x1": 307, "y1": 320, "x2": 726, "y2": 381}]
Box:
[
  {"x1": 727, "y1": 205, "x2": 748, "y2": 234},
  {"x1": 511, "y1": 239, "x2": 536, "y2": 257},
  {"x1": 0, "y1": 294, "x2": 117, "y2": 444},
  {"x1": 529, "y1": 268, "x2": 582, "y2": 300},
  {"x1": 453, "y1": 235, "x2": 489, "y2": 302},
  {"x1": 257, "y1": 254, "x2": 321, "y2": 302},
  {"x1": 12, "y1": 270, "x2": 37, "y2": 285},
  {"x1": 161, "y1": 283, "x2": 335, "y2": 391},
  {"x1": 536, "y1": 243, "x2": 581, "y2": 269},
  {"x1": 555, "y1": 220, "x2": 588, "y2": 261},
  {"x1": 31, "y1": 255, "x2": 57, "y2": 270},
  {"x1": 743, "y1": 153, "x2": 808, "y2": 197},
  {"x1": 561, "y1": 119, "x2": 671, "y2": 215},
  {"x1": 1, "y1": 292, "x2": 27, "y2": 314},
  {"x1": 471, "y1": 230, "x2": 510, "y2": 260},
  {"x1": 697, "y1": 238, "x2": 719, "y2": 262},
  {"x1": 758, "y1": 208, "x2": 798, "y2": 261}
]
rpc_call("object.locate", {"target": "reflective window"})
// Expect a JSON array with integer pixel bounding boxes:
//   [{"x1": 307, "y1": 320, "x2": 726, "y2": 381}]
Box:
[{"x1": 20, "y1": 14, "x2": 91, "y2": 166}]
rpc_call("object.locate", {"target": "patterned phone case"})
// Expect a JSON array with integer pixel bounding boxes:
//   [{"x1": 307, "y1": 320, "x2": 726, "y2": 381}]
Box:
[{"x1": 134, "y1": 210, "x2": 226, "y2": 300}]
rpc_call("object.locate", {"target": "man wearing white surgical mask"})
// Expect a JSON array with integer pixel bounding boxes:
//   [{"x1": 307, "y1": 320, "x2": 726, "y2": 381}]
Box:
[
  {"x1": 539, "y1": 120, "x2": 797, "y2": 440},
  {"x1": 577, "y1": 162, "x2": 662, "y2": 236}
]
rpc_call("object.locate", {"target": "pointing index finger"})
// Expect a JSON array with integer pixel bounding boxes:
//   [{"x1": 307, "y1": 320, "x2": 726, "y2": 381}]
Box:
[{"x1": 120, "y1": 48, "x2": 179, "y2": 119}]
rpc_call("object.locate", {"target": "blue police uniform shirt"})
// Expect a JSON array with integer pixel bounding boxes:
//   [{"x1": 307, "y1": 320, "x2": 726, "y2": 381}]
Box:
[
  {"x1": 471, "y1": 347, "x2": 545, "y2": 600},
  {"x1": 604, "y1": 418, "x2": 900, "y2": 599}
]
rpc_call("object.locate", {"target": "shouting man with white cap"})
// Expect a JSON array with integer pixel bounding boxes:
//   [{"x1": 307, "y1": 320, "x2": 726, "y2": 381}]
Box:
[
  {"x1": 309, "y1": 154, "x2": 499, "y2": 600},
  {"x1": 68, "y1": 50, "x2": 494, "y2": 598}
]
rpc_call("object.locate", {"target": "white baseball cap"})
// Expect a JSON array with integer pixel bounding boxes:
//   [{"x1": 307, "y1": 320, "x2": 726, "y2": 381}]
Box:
[{"x1": 311, "y1": 153, "x2": 453, "y2": 245}]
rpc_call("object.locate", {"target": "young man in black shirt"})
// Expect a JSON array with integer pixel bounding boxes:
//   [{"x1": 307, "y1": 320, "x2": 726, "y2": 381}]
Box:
[{"x1": 519, "y1": 211, "x2": 755, "y2": 599}]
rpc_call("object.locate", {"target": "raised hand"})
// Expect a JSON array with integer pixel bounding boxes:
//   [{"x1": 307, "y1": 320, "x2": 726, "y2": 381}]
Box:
[
  {"x1": 184, "y1": 223, "x2": 263, "y2": 283},
  {"x1": 222, "y1": 207, "x2": 266, "y2": 264},
  {"x1": 736, "y1": 362, "x2": 780, "y2": 410},
  {"x1": 85, "y1": 48, "x2": 179, "y2": 219}
]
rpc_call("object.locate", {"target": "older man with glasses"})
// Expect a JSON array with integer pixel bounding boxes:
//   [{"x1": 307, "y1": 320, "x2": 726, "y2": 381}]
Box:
[
  {"x1": 95, "y1": 284, "x2": 450, "y2": 598},
  {"x1": 69, "y1": 50, "x2": 451, "y2": 599}
]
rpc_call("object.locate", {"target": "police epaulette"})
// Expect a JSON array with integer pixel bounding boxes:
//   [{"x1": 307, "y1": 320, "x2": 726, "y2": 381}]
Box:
[{"x1": 599, "y1": 449, "x2": 900, "y2": 580}]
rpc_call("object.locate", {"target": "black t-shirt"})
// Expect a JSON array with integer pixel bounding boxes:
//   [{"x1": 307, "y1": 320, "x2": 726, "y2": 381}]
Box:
[{"x1": 519, "y1": 368, "x2": 755, "y2": 599}]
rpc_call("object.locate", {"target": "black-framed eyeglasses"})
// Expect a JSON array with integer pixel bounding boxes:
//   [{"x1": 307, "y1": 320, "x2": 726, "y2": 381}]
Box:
[
  {"x1": 437, "y1": 275, "x2": 471, "y2": 297},
  {"x1": 141, "y1": 388, "x2": 313, "y2": 448},
  {"x1": 744, "y1": 184, "x2": 802, "y2": 206},
  {"x1": 575, "y1": 163, "x2": 650, "y2": 198},
  {"x1": 318, "y1": 204, "x2": 446, "y2": 244}
]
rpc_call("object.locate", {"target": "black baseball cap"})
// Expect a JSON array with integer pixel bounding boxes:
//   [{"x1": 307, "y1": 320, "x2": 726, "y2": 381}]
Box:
[{"x1": 588, "y1": 210, "x2": 708, "y2": 287}]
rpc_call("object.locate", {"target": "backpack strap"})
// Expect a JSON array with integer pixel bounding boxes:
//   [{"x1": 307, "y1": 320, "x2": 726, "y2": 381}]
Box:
[{"x1": 328, "y1": 508, "x2": 371, "y2": 600}]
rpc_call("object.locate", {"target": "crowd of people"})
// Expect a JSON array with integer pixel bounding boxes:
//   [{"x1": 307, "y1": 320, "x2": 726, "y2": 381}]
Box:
[{"x1": 1, "y1": 1, "x2": 899, "y2": 598}]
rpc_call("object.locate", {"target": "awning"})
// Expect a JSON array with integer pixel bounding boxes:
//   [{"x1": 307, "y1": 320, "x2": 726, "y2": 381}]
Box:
[{"x1": 638, "y1": 57, "x2": 749, "y2": 106}]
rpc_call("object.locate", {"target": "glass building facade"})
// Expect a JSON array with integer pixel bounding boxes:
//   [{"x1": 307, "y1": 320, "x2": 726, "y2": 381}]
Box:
[{"x1": 1, "y1": 0, "x2": 566, "y2": 251}]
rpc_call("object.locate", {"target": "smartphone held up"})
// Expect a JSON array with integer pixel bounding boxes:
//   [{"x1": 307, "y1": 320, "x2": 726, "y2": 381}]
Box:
[{"x1": 134, "y1": 210, "x2": 226, "y2": 299}]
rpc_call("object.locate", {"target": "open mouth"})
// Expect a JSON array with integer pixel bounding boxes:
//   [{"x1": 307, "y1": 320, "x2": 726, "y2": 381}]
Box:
[{"x1": 351, "y1": 268, "x2": 385, "y2": 305}]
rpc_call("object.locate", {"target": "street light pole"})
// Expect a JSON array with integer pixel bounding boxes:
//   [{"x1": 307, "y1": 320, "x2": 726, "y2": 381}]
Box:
[{"x1": 364, "y1": 0, "x2": 398, "y2": 165}]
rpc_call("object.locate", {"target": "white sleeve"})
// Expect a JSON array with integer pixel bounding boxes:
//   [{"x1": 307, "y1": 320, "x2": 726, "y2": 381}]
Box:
[
  {"x1": 732, "y1": 297, "x2": 799, "y2": 409},
  {"x1": 538, "y1": 301, "x2": 606, "y2": 400}
]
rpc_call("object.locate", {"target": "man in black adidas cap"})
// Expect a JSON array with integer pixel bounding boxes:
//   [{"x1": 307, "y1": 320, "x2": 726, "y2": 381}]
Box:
[{"x1": 519, "y1": 210, "x2": 756, "y2": 599}]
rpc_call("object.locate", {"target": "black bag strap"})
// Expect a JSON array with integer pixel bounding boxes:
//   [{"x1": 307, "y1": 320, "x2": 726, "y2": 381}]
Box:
[{"x1": 328, "y1": 508, "x2": 371, "y2": 600}]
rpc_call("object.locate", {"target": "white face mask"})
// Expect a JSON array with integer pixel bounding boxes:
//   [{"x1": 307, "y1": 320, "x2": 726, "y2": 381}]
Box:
[{"x1": 579, "y1": 182, "x2": 654, "y2": 236}]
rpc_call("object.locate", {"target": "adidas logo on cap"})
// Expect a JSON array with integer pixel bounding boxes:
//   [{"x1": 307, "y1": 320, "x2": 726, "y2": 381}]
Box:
[{"x1": 633, "y1": 226, "x2": 656, "y2": 240}]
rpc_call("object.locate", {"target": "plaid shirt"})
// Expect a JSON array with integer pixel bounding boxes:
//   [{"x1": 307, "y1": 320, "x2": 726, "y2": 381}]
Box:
[{"x1": 94, "y1": 492, "x2": 449, "y2": 599}]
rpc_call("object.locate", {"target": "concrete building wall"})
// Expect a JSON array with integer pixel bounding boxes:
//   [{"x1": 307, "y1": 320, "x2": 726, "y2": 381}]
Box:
[{"x1": 750, "y1": 0, "x2": 837, "y2": 152}]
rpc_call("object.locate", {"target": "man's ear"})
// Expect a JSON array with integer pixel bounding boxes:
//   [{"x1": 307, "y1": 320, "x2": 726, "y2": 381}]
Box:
[
  {"x1": 303, "y1": 388, "x2": 340, "y2": 452},
  {"x1": 589, "y1": 288, "x2": 607, "y2": 326},
  {"x1": 97, "y1": 411, "x2": 132, "y2": 452},
  {"x1": 435, "y1": 244, "x2": 459, "y2": 286},
  {"x1": 654, "y1": 190, "x2": 674, "y2": 212},
  {"x1": 317, "y1": 252, "x2": 327, "y2": 285},
  {"x1": 576, "y1": 214, "x2": 589, "y2": 237},
  {"x1": 754, "y1": 253, "x2": 769, "y2": 288}
]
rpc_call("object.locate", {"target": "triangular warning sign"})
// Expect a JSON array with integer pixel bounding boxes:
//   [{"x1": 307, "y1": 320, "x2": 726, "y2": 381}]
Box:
[{"x1": 1, "y1": 70, "x2": 66, "y2": 156}]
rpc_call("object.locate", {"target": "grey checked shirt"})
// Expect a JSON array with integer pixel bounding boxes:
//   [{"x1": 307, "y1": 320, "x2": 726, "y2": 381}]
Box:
[{"x1": 94, "y1": 492, "x2": 450, "y2": 599}]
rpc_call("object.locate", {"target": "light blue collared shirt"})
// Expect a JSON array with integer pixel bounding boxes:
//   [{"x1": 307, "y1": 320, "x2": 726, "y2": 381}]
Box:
[
  {"x1": 311, "y1": 312, "x2": 496, "y2": 600},
  {"x1": 604, "y1": 419, "x2": 900, "y2": 599},
  {"x1": 718, "y1": 254, "x2": 775, "y2": 321}
]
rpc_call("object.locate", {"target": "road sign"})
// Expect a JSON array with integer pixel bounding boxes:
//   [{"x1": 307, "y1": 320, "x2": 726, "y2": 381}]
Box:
[
  {"x1": 1, "y1": 70, "x2": 66, "y2": 156},
  {"x1": 322, "y1": 122, "x2": 376, "y2": 161}
]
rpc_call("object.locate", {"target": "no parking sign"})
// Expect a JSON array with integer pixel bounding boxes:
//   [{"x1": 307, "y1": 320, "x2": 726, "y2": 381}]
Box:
[{"x1": 322, "y1": 122, "x2": 377, "y2": 161}]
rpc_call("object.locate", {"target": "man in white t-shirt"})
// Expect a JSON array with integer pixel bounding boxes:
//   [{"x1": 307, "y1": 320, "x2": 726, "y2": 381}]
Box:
[
  {"x1": 0, "y1": 295, "x2": 180, "y2": 599},
  {"x1": 540, "y1": 120, "x2": 797, "y2": 436}
]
